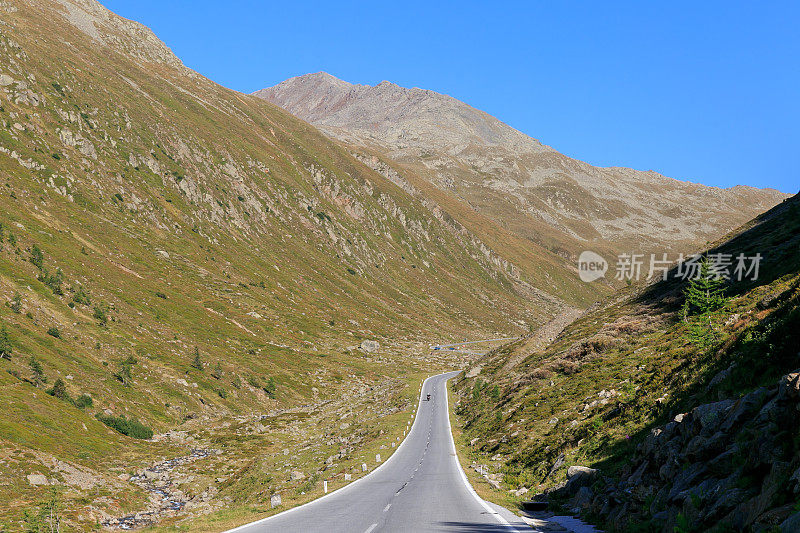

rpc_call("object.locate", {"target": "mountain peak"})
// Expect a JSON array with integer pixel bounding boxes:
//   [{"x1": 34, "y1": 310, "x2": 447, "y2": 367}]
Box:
[{"x1": 254, "y1": 73, "x2": 548, "y2": 152}]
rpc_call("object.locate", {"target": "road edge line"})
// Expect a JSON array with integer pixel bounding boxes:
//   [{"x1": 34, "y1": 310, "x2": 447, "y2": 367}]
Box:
[
  {"x1": 224, "y1": 373, "x2": 439, "y2": 533},
  {"x1": 443, "y1": 373, "x2": 528, "y2": 533}
]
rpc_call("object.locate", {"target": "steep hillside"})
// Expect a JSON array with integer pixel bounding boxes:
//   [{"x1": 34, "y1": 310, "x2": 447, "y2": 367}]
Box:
[
  {"x1": 0, "y1": 0, "x2": 585, "y2": 529},
  {"x1": 255, "y1": 73, "x2": 788, "y2": 287},
  {"x1": 453, "y1": 193, "x2": 800, "y2": 532}
]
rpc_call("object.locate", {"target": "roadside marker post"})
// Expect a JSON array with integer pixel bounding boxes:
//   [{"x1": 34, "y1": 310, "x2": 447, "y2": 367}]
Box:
[
  {"x1": 323, "y1": 480, "x2": 328, "y2": 493},
  {"x1": 376, "y1": 453, "x2": 382, "y2": 463}
]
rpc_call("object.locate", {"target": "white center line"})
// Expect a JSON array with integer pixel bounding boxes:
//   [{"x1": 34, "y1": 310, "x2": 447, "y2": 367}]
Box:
[
  {"x1": 383, "y1": 503, "x2": 392, "y2": 512},
  {"x1": 364, "y1": 523, "x2": 378, "y2": 533}
]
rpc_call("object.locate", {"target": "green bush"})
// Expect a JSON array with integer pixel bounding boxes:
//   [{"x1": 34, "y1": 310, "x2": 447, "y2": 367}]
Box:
[
  {"x1": 190, "y1": 347, "x2": 203, "y2": 371},
  {"x1": 113, "y1": 355, "x2": 137, "y2": 386},
  {"x1": 682, "y1": 257, "x2": 727, "y2": 317},
  {"x1": 22, "y1": 486, "x2": 61, "y2": 533},
  {"x1": 95, "y1": 413, "x2": 153, "y2": 439},
  {"x1": 92, "y1": 303, "x2": 108, "y2": 326},
  {"x1": 29, "y1": 357, "x2": 46, "y2": 387},
  {"x1": 74, "y1": 394, "x2": 93, "y2": 409},
  {"x1": 263, "y1": 377, "x2": 277, "y2": 399},
  {"x1": 47, "y1": 378, "x2": 71, "y2": 403},
  {"x1": 9, "y1": 293, "x2": 22, "y2": 313},
  {"x1": 29, "y1": 245, "x2": 44, "y2": 269},
  {"x1": 0, "y1": 324, "x2": 11, "y2": 360},
  {"x1": 46, "y1": 326, "x2": 60, "y2": 338},
  {"x1": 72, "y1": 285, "x2": 91, "y2": 306},
  {"x1": 38, "y1": 268, "x2": 64, "y2": 295}
]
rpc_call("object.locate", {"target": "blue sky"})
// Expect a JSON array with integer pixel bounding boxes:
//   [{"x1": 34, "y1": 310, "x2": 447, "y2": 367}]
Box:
[{"x1": 103, "y1": 1, "x2": 798, "y2": 193}]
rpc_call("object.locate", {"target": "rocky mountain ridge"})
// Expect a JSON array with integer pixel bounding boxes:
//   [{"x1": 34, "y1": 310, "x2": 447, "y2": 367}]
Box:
[{"x1": 256, "y1": 73, "x2": 788, "y2": 268}]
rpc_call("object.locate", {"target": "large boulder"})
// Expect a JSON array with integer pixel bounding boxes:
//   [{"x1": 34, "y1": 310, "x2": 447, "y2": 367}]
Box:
[
  {"x1": 27, "y1": 473, "x2": 49, "y2": 486},
  {"x1": 562, "y1": 466, "x2": 598, "y2": 495},
  {"x1": 360, "y1": 340, "x2": 380, "y2": 353}
]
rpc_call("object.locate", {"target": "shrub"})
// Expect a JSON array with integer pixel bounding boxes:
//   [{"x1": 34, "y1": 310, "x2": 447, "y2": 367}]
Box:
[
  {"x1": 74, "y1": 394, "x2": 93, "y2": 409},
  {"x1": 22, "y1": 486, "x2": 62, "y2": 533},
  {"x1": 29, "y1": 245, "x2": 44, "y2": 269},
  {"x1": 113, "y1": 355, "x2": 137, "y2": 385},
  {"x1": 211, "y1": 362, "x2": 223, "y2": 380},
  {"x1": 38, "y1": 268, "x2": 64, "y2": 295},
  {"x1": 0, "y1": 325, "x2": 11, "y2": 360},
  {"x1": 29, "y1": 357, "x2": 46, "y2": 387},
  {"x1": 7, "y1": 233, "x2": 16, "y2": 246},
  {"x1": 95, "y1": 413, "x2": 153, "y2": 439},
  {"x1": 155, "y1": 291, "x2": 167, "y2": 299},
  {"x1": 47, "y1": 378, "x2": 71, "y2": 403},
  {"x1": 92, "y1": 303, "x2": 108, "y2": 326},
  {"x1": 216, "y1": 388, "x2": 227, "y2": 399},
  {"x1": 47, "y1": 326, "x2": 61, "y2": 338},
  {"x1": 263, "y1": 377, "x2": 277, "y2": 399},
  {"x1": 190, "y1": 347, "x2": 203, "y2": 371},
  {"x1": 8, "y1": 293, "x2": 22, "y2": 313},
  {"x1": 72, "y1": 285, "x2": 91, "y2": 306}
]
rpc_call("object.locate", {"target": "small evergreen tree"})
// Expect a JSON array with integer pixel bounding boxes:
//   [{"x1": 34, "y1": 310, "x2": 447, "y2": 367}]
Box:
[
  {"x1": 190, "y1": 347, "x2": 204, "y2": 371},
  {"x1": 682, "y1": 257, "x2": 727, "y2": 318},
  {"x1": 9, "y1": 293, "x2": 22, "y2": 313},
  {"x1": 47, "y1": 378, "x2": 71, "y2": 403},
  {"x1": 114, "y1": 355, "x2": 137, "y2": 385},
  {"x1": 29, "y1": 245, "x2": 44, "y2": 270},
  {"x1": 263, "y1": 377, "x2": 277, "y2": 399},
  {"x1": 72, "y1": 285, "x2": 91, "y2": 306},
  {"x1": 29, "y1": 357, "x2": 46, "y2": 387},
  {"x1": 74, "y1": 394, "x2": 93, "y2": 409},
  {"x1": 211, "y1": 362, "x2": 223, "y2": 379},
  {"x1": 0, "y1": 324, "x2": 11, "y2": 360},
  {"x1": 93, "y1": 303, "x2": 108, "y2": 326}
]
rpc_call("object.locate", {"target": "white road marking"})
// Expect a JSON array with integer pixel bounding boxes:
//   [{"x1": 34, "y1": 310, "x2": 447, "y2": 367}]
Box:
[
  {"x1": 364, "y1": 523, "x2": 378, "y2": 533},
  {"x1": 442, "y1": 375, "x2": 528, "y2": 533},
  {"x1": 383, "y1": 503, "x2": 392, "y2": 512}
]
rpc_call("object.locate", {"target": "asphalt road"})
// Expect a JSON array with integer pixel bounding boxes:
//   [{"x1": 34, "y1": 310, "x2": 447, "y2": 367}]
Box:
[{"x1": 228, "y1": 372, "x2": 530, "y2": 533}]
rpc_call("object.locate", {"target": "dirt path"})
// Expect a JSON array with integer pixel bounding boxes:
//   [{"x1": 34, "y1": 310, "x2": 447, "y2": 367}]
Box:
[{"x1": 499, "y1": 307, "x2": 584, "y2": 374}]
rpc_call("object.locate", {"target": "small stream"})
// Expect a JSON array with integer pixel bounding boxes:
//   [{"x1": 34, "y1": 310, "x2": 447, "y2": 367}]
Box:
[{"x1": 104, "y1": 449, "x2": 214, "y2": 530}]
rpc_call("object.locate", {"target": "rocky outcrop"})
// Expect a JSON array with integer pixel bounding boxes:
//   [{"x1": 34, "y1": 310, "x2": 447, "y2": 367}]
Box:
[{"x1": 555, "y1": 371, "x2": 800, "y2": 531}]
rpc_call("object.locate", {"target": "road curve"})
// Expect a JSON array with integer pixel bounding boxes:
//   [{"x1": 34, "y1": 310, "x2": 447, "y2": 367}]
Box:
[{"x1": 227, "y1": 372, "x2": 530, "y2": 532}]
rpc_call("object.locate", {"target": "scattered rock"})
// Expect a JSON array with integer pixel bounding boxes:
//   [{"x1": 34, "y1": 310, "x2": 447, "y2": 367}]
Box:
[
  {"x1": 360, "y1": 340, "x2": 380, "y2": 353},
  {"x1": 27, "y1": 473, "x2": 49, "y2": 486}
]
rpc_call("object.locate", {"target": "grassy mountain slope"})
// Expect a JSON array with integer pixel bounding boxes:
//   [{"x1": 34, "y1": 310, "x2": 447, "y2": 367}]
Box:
[{"x1": 454, "y1": 193, "x2": 800, "y2": 531}]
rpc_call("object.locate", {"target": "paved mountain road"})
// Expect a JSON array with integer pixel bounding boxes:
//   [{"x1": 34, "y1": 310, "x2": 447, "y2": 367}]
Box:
[{"x1": 228, "y1": 372, "x2": 530, "y2": 533}]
